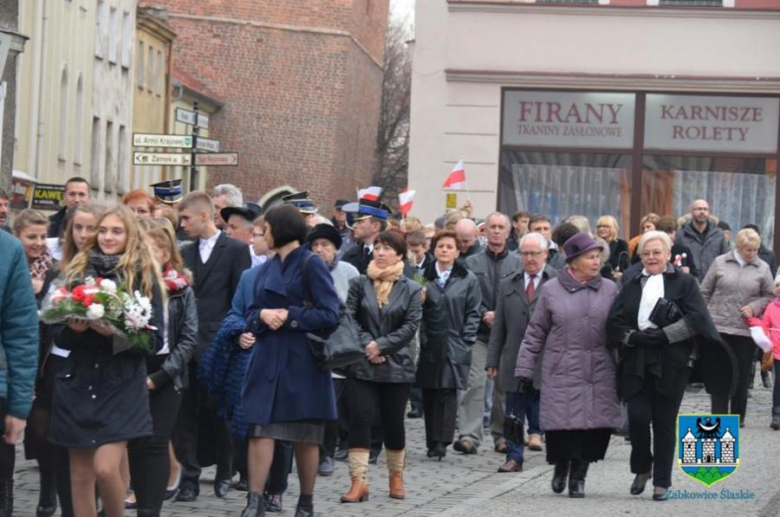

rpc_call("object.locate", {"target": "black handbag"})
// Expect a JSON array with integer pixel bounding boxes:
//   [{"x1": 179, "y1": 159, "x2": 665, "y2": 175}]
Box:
[
  {"x1": 302, "y1": 254, "x2": 365, "y2": 371},
  {"x1": 649, "y1": 297, "x2": 683, "y2": 328}
]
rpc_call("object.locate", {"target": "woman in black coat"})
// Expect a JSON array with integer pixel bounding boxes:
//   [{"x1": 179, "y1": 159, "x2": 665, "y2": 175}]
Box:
[
  {"x1": 49, "y1": 205, "x2": 164, "y2": 517},
  {"x1": 607, "y1": 231, "x2": 736, "y2": 502},
  {"x1": 342, "y1": 230, "x2": 422, "y2": 504},
  {"x1": 416, "y1": 230, "x2": 481, "y2": 460}
]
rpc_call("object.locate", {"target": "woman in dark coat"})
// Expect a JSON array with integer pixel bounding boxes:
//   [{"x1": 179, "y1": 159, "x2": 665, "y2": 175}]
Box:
[
  {"x1": 240, "y1": 205, "x2": 340, "y2": 517},
  {"x1": 515, "y1": 232, "x2": 621, "y2": 499},
  {"x1": 50, "y1": 205, "x2": 165, "y2": 517},
  {"x1": 416, "y1": 230, "x2": 481, "y2": 460},
  {"x1": 607, "y1": 231, "x2": 735, "y2": 502},
  {"x1": 596, "y1": 215, "x2": 629, "y2": 273},
  {"x1": 342, "y1": 230, "x2": 422, "y2": 504}
]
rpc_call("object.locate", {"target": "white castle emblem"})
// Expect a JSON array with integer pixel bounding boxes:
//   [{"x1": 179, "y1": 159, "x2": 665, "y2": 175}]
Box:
[{"x1": 680, "y1": 417, "x2": 737, "y2": 466}]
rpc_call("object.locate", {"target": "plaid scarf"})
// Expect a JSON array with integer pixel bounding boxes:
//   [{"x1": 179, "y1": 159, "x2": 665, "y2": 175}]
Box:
[
  {"x1": 29, "y1": 246, "x2": 54, "y2": 281},
  {"x1": 163, "y1": 267, "x2": 190, "y2": 294}
]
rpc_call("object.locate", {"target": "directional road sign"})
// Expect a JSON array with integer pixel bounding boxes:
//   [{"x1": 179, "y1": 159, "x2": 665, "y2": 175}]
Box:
[
  {"x1": 195, "y1": 137, "x2": 220, "y2": 153},
  {"x1": 194, "y1": 153, "x2": 239, "y2": 166},
  {"x1": 133, "y1": 133, "x2": 193, "y2": 149},
  {"x1": 133, "y1": 152, "x2": 192, "y2": 166},
  {"x1": 175, "y1": 108, "x2": 209, "y2": 129}
]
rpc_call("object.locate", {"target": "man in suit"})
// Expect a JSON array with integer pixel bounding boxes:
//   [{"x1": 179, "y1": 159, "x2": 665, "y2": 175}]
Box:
[
  {"x1": 486, "y1": 232, "x2": 557, "y2": 472},
  {"x1": 175, "y1": 191, "x2": 252, "y2": 501}
]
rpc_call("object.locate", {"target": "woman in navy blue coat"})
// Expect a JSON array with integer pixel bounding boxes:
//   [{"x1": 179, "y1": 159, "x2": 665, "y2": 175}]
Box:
[{"x1": 240, "y1": 204, "x2": 340, "y2": 517}]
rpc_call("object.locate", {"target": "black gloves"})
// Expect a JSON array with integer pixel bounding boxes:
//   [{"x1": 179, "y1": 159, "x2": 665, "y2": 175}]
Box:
[
  {"x1": 516, "y1": 377, "x2": 534, "y2": 393},
  {"x1": 628, "y1": 328, "x2": 669, "y2": 348}
]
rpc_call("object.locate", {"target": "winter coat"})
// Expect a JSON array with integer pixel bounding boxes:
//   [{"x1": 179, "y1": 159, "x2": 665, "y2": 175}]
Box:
[
  {"x1": 416, "y1": 261, "x2": 481, "y2": 390},
  {"x1": 346, "y1": 274, "x2": 422, "y2": 384},
  {"x1": 748, "y1": 298, "x2": 780, "y2": 361},
  {"x1": 330, "y1": 260, "x2": 360, "y2": 303},
  {"x1": 487, "y1": 265, "x2": 557, "y2": 392},
  {"x1": 465, "y1": 248, "x2": 522, "y2": 341},
  {"x1": 607, "y1": 239, "x2": 629, "y2": 271},
  {"x1": 700, "y1": 251, "x2": 774, "y2": 337},
  {"x1": 243, "y1": 247, "x2": 340, "y2": 425},
  {"x1": 675, "y1": 220, "x2": 729, "y2": 281},
  {"x1": 515, "y1": 269, "x2": 621, "y2": 431},
  {"x1": 0, "y1": 232, "x2": 39, "y2": 419},
  {"x1": 608, "y1": 265, "x2": 737, "y2": 401},
  {"x1": 758, "y1": 244, "x2": 777, "y2": 278},
  {"x1": 147, "y1": 287, "x2": 198, "y2": 392}
]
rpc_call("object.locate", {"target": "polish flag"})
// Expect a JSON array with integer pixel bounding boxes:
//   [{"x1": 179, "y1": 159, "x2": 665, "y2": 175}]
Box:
[
  {"x1": 443, "y1": 160, "x2": 466, "y2": 190},
  {"x1": 399, "y1": 189, "x2": 415, "y2": 217},
  {"x1": 357, "y1": 186, "x2": 383, "y2": 201}
]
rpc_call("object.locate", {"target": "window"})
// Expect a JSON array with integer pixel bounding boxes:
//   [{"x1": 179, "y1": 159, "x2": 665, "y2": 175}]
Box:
[
  {"x1": 108, "y1": 7, "x2": 118, "y2": 64},
  {"x1": 156, "y1": 50, "x2": 164, "y2": 95},
  {"x1": 58, "y1": 67, "x2": 69, "y2": 161},
  {"x1": 105, "y1": 121, "x2": 114, "y2": 193},
  {"x1": 91, "y1": 117, "x2": 101, "y2": 189},
  {"x1": 73, "y1": 74, "x2": 84, "y2": 165},
  {"x1": 659, "y1": 0, "x2": 722, "y2": 5},
  {"x1": 95, "y1": 0, "x2": 106, "y2": 58},
  {"x1": 121, "y1": 12, "x2": 132, "y2": 68},
  {"x1": 137, "y1": 41, "x2": 145, "y2": 89},
  {"x1": 147, "y1": 46, "x2": 154, "y2": 92},
  {"x1": 118, "y1": 126, "x2": 127, "y2": 195}
]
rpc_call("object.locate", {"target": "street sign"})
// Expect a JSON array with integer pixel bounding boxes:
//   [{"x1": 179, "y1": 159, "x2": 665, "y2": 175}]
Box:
[
  {"x1": 133, "y1": 133, "x2": 193, "y2": 149},
  {"x1": 175, "y1": 108, "x2": 209, "y2": 129},
  {"x1": 195, "y1": 137, "x2": 220, "y2": 153},
  {"x1": 194, "y1": 153, "x2": 239, "y2": 166},
  {"x1": 446, "y1": 193, "x2": 457, "y2": 209},
  {"x1": 134, "y1": 152, "x2": 192, "y2": 166}
]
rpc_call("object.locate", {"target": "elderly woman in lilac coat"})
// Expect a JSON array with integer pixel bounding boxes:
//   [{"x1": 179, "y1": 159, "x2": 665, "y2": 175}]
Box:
[{"x1": 515, "y1": 232, "x2": 622, "y2": 499}]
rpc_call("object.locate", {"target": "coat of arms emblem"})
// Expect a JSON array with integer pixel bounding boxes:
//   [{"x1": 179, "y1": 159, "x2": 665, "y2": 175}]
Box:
[{"x1": 678, "y1": 414, "x2": 739, "y2": 487}]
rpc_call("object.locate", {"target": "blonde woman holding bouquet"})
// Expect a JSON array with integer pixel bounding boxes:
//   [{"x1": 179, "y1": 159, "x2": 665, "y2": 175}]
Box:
[{"x1": 48, "y1": 205, "x2": 165, "y2": 517}]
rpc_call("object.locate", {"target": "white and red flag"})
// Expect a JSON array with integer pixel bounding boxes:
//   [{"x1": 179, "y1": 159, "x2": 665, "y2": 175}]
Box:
[
  {"x1": 399, "y1": 189, "x2": 415, "y2": 217},
  {"x1": 442, "y1": 160, "x2": 466, "y2": 190},
  {"x1": 357, "y1": 186, "x2": 383, "y2": 201}
]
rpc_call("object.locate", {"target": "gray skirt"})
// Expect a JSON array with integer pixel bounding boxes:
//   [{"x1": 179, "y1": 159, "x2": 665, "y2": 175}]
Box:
[{"x1": 248, "y1": 421, "x2": 325, "y2": 445}]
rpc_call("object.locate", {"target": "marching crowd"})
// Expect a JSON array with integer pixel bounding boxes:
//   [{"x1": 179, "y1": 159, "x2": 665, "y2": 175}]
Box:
[{"x1": 0, "y1": 178, "x2": 778, "y2": 517}]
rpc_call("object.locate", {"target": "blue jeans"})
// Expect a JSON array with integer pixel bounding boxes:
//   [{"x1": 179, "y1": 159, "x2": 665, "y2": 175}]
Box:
[{"x1": 504, "y1": 389, "x2": 541, "y2": 463}]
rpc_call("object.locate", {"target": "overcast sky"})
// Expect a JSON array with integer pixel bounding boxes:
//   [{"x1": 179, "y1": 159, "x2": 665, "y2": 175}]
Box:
[{"x1": 391, "y1": 0, "x2": 415, "y2": 29}]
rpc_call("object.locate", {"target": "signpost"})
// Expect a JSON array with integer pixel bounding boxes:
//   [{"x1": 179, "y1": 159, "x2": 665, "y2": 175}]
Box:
[
  {"x1": 176, "y1": 107, "x2": 209, "y2": 129},
  {"x1": 195, "y1": 153, "x2": 239, "y2": 166},
  {"x1": 194, "y1": 137, "x2": 220, "y2": 153},
  {"x1": 133, "y1": 134, "x2": 192, "y2": 149},
  {"x1": 134, "y1": 152, "x2": 192, "y2": 166}
]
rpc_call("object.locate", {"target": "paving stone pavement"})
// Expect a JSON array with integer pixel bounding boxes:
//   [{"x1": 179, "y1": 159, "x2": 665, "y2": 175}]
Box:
[{"x1": 10, "y1": 372, "x2": 780, "y2": 516}]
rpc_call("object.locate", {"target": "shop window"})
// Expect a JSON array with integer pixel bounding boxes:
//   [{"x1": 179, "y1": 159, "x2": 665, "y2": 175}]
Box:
[
  {"x1": 659, "y1": 0, "x2": 723, "y2": 6},
  {"x1": 499, "y1": 152, "x2": 633, "y2": 240},
  {"x1": 642, "y1": 156, "x2": 774, "y2": 247}
]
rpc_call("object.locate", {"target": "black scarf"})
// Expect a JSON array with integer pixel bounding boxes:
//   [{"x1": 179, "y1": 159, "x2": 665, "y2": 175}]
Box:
[{"x1": 85, "y1": 249, "x2": 122, "y2": 279}]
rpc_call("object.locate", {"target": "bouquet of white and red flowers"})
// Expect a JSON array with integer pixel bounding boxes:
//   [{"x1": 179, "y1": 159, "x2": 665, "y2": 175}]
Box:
[{"x1": 40, "y1": 277, "x2": 156, "y2": 352}]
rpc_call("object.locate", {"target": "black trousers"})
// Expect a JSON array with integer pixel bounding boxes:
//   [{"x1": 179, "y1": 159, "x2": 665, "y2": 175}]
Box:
[
  {"x1": 266, "y1": 440, "x2": 293, "y2": 495},
  {"x1": 346, "y1": 379, "x2": 410, "y2": 450},
  {"x1": 321, "y1": 379, "x2": 347, "y2": 458},
  {"x1": 128, "y1": 372, "x2": 183, "y2": 512},
  {"x1": 172, "y1": 362, "x2": 234, "y2": 490},
  {"x1": 422, "y1": 388, "x2": 457, "y2": 449},
  {"x1": 711, "y1": 334, "x2": 756, "y2": 422},
  {"x1": 626, "y1": 371, "x2": 688, "y2": 489}
]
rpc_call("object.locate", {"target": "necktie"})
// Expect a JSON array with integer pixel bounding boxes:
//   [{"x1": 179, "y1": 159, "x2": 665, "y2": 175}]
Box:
[{"x1": 526, "y1": 274, "x2": 536, "y2": 300}]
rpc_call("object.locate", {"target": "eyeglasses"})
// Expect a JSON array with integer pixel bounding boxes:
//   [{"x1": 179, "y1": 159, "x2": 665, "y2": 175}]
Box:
[{"x1": 520, "y1": 251, "x2": 545, "y2": 258}]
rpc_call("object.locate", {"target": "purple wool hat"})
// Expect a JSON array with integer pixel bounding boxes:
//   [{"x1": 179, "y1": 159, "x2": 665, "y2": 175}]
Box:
[{"x1": 562, "y1": 232, "x2": 604, "y2": 263}]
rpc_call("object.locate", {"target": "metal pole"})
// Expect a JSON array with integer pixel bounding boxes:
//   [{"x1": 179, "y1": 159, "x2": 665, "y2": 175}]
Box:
[{"x1": 189, "y1": 101, "x2": 199, "y2": 191}]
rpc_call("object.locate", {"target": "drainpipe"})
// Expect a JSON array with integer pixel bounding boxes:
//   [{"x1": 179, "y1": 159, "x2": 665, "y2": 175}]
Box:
[
  {"x1": 26, "y1": 0, "x2": 46, "y2": 179},
  {"x1": 35, "y1": 0, "x2": 50, "y2": 180}
]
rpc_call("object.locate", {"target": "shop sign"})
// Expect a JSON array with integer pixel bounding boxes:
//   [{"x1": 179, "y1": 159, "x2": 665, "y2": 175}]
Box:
[
  {"x1": 502, "y1": 91, "x2": 635, "y2": 149},
  {"x1": 9, "y1": 176, "x2": 34, "y2": 209},
  {"x1": 31, "y1": 183, "x2": 65, "y2": 211},
  {"x1": 645, "y1": 94, "x2": 779, "y2": 154}
]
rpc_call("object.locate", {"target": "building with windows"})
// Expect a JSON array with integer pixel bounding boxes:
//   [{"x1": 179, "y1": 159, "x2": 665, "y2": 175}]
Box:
[
  {"x1": 0, "y1": 0, "x2": 27, "y2": 192},
  {"x1": 409, "y1": 0, "x2": 780, "y2": 253}
]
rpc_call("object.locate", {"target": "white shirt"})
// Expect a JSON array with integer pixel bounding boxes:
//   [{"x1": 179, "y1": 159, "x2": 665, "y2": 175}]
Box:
[
  {"x1": 250, "y1": 247, "x2": 267, "y2": 267},
  {"x1": 524, "y1": 271, "x2": 541, "y2": 292},
  {"x1": 199, "y1": 232, "x2": 220, "y2": 264},
  {"x1": 637, "y1": 269, "x2": 665, "y2": 330},
  {"x1": 435, "y1": 261, "x2": 453, "y2": 288},
  {"x1": 734, "y1": 250, "x2": 747, "y2": 268}
]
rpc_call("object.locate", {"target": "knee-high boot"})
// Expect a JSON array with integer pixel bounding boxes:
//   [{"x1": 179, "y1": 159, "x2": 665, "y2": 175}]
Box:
[
  {"x1": 340, "y1": 449, "x2": 369, "y2": 503},
  {"x1": 568, "y1": 460, "x2": 589, "y2": 498},
  {"x1": 386, "y1": 449, "x2": 406, "y2": 500}
]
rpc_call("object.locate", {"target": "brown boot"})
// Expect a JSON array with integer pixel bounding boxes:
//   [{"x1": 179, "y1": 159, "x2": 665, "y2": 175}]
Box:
[
  {"x1": 340, "y1": 449, "x2": 370, "y2": 503},
  {"x1": 386, "y1": 449, "x2": 406, "y2": 500}
]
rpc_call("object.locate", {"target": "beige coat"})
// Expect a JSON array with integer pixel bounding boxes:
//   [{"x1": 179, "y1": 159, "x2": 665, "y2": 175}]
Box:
[{"x1": 700, "y1": 251, "x2": 775, "y2": 337}]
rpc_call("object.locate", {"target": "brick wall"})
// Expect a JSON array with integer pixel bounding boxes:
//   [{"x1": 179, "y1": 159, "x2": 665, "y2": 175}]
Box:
[{"x1": 149, "y1": 0, "x2": 388, "y2": 207}]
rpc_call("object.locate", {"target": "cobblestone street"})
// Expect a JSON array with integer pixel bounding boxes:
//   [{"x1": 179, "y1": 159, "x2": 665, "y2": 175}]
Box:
[{"x1": 11, "y1": 375, "x2": 780, "y2": 517}]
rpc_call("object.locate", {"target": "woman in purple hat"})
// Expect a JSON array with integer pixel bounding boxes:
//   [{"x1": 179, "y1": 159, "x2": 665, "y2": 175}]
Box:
[{"x1": 515, "y1": 232, "x2": 621, "y2": 498}]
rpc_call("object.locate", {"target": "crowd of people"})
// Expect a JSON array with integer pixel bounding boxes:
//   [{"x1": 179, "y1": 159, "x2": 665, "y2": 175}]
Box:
[{"x1": 0, "y1": 177, "x2": 778, "y2": 517}]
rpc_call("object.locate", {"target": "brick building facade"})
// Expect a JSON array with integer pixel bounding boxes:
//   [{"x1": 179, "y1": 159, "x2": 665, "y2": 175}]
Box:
[{"x1": 146, "y1": 0, "x2": 389, "y2": 208}]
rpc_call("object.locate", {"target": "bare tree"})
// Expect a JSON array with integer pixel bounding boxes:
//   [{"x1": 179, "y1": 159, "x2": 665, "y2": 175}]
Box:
[{"x1": 373, "y1": 17, "x2": 412, "y2": 209}]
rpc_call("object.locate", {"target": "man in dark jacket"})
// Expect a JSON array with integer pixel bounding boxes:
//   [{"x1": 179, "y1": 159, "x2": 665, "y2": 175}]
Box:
[
  {"x1": 341, "y1": 199, "x2": 390, "y2": 274},
  {"x1": 175, "y1": 191, "x2": 252, "y2": 501},
  {"x1": 455, "y1": 218, "x2": 484, "y2": 260},
  {"x1": 487, "y1": 232, "x2": 557, "y2": 472},
  {"x1": 675, "y1": 200, "x2": 729, "y2": 281},
  {"x1": 742, "y1": 224, "x2": 777, "y2": 277},
  {"x1": 455, "y1": 213, "x2": 521, "y2": 455},
  {"x1": 506, "y1": 210, "x2": 530, "y2": 252},
  {"x1": 47, "y1": 177, "x2": 91, "y2": 238},
  {"x1": 529, "y1": 214, "x2": 565, "y2": 270}
]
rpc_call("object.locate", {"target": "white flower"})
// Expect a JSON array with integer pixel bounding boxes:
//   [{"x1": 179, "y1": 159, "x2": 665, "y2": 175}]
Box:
[
  {"x1": 84, "y1": 277, "x2": 97, "y2": 286},
  {"x1": 100, "y1": 279, "x2": 117, "y2": 293},
  {"x1": 86, "y1": 303, "x2": 105, "y2": 320}
]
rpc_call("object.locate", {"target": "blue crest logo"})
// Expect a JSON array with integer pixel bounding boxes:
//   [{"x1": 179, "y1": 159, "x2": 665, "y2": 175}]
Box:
[{"x1": 677, "y1": 414, "x2": 739, "y2": 487}]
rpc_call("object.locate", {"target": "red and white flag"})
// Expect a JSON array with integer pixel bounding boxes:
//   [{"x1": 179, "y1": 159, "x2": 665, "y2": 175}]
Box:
[
  {"x1": 357, "y1": 186, "x2": 383, "y2": 201},
  {"x1": 399, "y1": 189, "x2": 415, "y2": 217},
  {"x1": 443, "y1": 160, "x2": 466, "y2": 190}
]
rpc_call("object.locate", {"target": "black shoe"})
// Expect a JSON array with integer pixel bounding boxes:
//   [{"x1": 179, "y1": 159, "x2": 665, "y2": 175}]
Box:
[
  {"x1": 334, "y1": 448, "x2": 348, "y2": 462},
  {"x1": 294, "y1": 506, "x2": 314, "y2": 517},
  {"x1": 630, "y1": 471, "x2": 652, "y2": 495},
  {"x1": 652, "y1": 486, "x2": 668, "y2": 501},
  {"x1": 37, "y1": 470, "x2": 57, "y2": 517},
  {"x1": 233, "y1": 474, "x2": 249, "y2": 492},
  {"x1": 214, "y1": 477, "x2": 232, "y2": 498},
  {"x1": 568, "y1": 460, "x2": 589, "y2": 498},
  {"x1": 124, "y1": 498, "x2": 138, "y2": 510},
  {"x1": 264, "y1": 493, "x2": 282, "y2": 513},
  {"x1": 175, "y1": 484, "x2": 198, "y2": 502},
  {"x1": 319, "y1": 456, "x2": 335, "y2": 476},
  {"x1": 551, "y1": 461, "x2": 569, "y2": 494},
  {"x1": 431, "y1": 443, "x2": 447, "y2": 461},
  {"x1": 407, "y1": 408, "x2": 423, "y2": 419},
  {"x1": 240, "y1": 492, "x2": 265, "y2": 517}
]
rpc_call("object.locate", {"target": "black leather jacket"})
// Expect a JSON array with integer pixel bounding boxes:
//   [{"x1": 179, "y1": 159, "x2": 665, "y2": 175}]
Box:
[{"x1": 148, "y1": 287, "x2": 198, "y2": 391}]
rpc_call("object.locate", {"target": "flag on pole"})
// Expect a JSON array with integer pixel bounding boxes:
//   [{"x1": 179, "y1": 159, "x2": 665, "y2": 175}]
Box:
[
  {"x1": 399, "y1": 189, "x2": 415, "y2": 217},
  {"x1": 443, "y1": 160, "x2": 466, "y2": 190},
  {"x1": 357, "y1": 186, "x2": 383, "y2": 201}
]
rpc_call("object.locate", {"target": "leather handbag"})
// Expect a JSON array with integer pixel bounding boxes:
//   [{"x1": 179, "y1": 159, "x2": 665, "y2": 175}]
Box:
[
  {"x1": 302, "y1": 254, "x2": 365, "y2": 371},
  {"x1": 649, "y1": 297, "x2": 683, "y2": 328}
]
